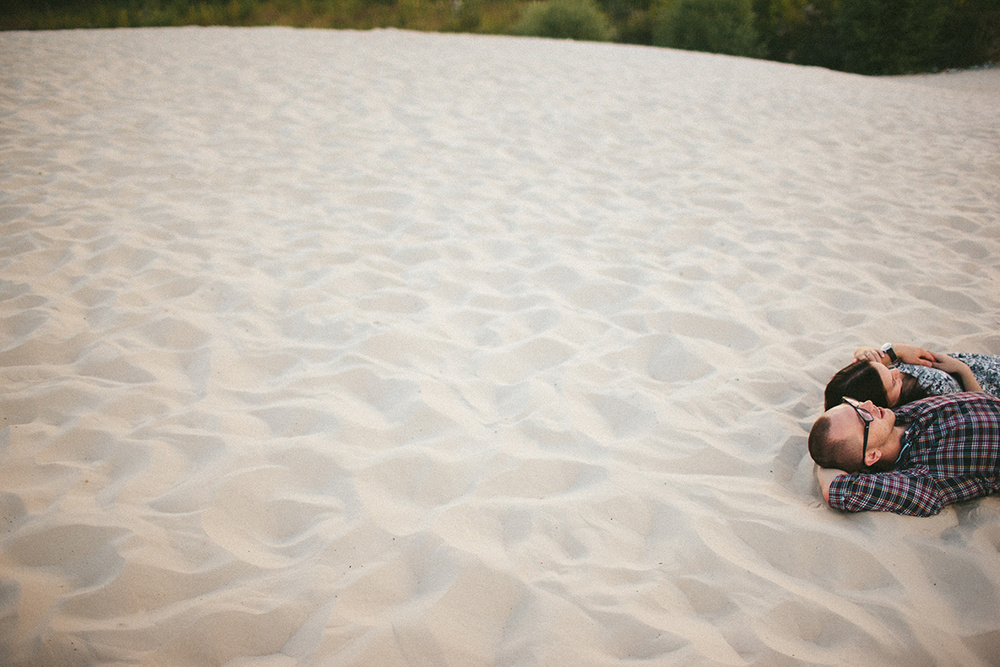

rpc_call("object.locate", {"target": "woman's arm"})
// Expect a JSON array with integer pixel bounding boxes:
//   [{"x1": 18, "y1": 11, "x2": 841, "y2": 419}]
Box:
[
  {"x1": 854, "y1": 344, "x2": 935, "y2": 367},
  {"x1": 931, "y1": 353, "x2": 983, "y2": 393}
]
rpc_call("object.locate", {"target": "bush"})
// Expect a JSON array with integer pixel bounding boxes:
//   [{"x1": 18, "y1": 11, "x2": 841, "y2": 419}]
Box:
[
  {"x1": 452, "y1": 0, "x2": 483, "y2": 32},
  {"x1": 513, "y1": 0, "x2": 615, "y2": 41},
  {"x1": 935, "y1": 0, "x2": 1000, "y2": 70},
  {"x1": 618, "y1": 8, "x2": 654, "y2": 43},
  {"x1": 652, "y1": 0, "x2": 763, "y2": 57},
  {"x1": 753, "y1": 0, "x2": 999, "y2": 74},
  {"x1": 835, "y1": 0, "x2": 948, "y2": 74},
  {"x1": 596, "y1": 0, "x2": 652, "y2": 23}
]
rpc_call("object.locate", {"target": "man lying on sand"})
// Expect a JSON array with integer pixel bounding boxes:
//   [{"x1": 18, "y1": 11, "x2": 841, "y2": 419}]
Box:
[{"x1": 809, "y1": 393, "x2": 1000, "y2": 516}]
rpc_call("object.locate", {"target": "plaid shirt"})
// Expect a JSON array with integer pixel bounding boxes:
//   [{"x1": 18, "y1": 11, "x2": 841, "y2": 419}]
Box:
[{"x1": 828, "y1": 393, "x2": 1000, "y2": 516}]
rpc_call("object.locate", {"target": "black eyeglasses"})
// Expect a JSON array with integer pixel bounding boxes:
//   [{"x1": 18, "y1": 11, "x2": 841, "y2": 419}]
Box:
[{"x1": 842, "y1": 397, "x2": 873, "y2": 466}]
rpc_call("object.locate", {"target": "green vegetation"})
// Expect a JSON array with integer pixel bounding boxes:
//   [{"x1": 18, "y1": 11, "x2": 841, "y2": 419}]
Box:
[
  {"x1": 652, "y1": 0, "x2": 762, "y2": 58},
  {"x1": 513, "y1": 0, "x2": 614, "y2": 41},
  {"x1": 751, "y1": 0, "x2": 1000, "y2": 74},
  {"x1": 2, "y1": 0, "x2": 998, "y2": 74},
  {"x1": 0, "y1": 0, "x2": 521, "y2": 34}
]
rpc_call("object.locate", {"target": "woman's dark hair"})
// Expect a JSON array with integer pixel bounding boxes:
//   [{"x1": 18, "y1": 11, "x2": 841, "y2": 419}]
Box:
[
  {"x1": 824, "y1": 360, "x2": 928, "y2": 410},
  {"x1": 824, "y1": 360, "x2": 890, "y2": 410}
]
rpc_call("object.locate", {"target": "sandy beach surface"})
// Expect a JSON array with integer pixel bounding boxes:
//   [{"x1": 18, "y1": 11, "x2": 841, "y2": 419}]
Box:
[{"x1": 2, "y1": 26, "x2": 999, "y2": 666}]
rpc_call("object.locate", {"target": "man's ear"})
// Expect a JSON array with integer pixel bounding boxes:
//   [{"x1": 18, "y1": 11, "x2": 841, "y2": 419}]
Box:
[{"x1": 865, "y1": 448, "x2": 882, "y2": 468}]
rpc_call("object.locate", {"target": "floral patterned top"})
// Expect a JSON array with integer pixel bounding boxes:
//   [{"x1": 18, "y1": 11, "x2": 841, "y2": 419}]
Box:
[{"x1": 897, "y1": 353, "x2": 1000, "y2": 399}]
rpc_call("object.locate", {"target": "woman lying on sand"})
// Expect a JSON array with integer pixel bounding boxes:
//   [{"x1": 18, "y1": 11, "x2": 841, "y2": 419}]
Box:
[{"x1": 824, "y1": 343, "x2": 1000, "y2": 410}]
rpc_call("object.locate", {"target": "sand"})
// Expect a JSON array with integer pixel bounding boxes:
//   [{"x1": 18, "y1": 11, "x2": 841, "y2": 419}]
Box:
[{"x1": 1, "y1": 26, "x2": 999, "y2": 666}]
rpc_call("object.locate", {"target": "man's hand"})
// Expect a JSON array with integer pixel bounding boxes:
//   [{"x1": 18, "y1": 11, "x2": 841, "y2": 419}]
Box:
[
  {"x1": 816, "y1": 466, "x2": 847, "y2": 504},
  {"x1": 894, "y1": 344, "x2": 935, "y2": 367}
]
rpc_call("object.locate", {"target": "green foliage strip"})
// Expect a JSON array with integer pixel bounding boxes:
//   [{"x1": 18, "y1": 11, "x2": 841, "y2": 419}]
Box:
[{"x1": 2, "y1": 0, "x2": 998, "y2": 74}]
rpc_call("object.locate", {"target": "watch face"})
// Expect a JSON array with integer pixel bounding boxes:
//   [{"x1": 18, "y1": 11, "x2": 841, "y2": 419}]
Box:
[{"x1": 881, "y1": 345, "x2": 897, "y2": 366}]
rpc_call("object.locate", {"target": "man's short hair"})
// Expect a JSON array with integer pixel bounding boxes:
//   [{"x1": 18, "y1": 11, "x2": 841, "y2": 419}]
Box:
[{"x1": 809, "y1": 413, "x2": 858, "y2": 472}]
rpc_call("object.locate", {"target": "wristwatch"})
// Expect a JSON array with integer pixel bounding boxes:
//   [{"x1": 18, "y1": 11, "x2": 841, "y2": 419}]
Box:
[{"x1": 881, "y1": 343, "x2": 897, "y2": 365}]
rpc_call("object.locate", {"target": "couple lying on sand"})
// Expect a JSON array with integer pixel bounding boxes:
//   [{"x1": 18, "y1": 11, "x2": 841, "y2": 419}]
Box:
[{"x1": 809, "y1": 344, "x2": 1000, "y2": 516}]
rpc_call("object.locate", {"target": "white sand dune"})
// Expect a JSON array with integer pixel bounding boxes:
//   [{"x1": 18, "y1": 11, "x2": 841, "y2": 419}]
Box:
[{"x1": 1, "y1": 26, "x2": 999, "y2": 665}]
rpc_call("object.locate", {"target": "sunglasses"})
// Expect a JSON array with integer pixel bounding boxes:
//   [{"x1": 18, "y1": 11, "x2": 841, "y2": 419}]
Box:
[{"x1": 842, "y1": 397, "x2": 873, "y2": 466}]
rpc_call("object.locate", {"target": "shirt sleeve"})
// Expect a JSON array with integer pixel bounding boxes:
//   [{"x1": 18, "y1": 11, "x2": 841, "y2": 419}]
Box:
[{"x1": 827, "y1": 468, "x2": 945, "y2": 516}]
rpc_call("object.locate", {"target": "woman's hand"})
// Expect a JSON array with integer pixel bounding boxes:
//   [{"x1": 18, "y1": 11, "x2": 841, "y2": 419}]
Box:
[
  {"x1": 931, "y1": 353, "x2": 983, "y2": 393},
  {"x1": 853, "y1": 346, "x2": 882, "y2": 364},
  {"x1": 930, "y1": 352, "x2": 965, "y2": 374}
]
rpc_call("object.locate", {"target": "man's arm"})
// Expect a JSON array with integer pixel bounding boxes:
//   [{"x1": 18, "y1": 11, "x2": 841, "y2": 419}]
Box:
[
  {"x1": 816, "y1": 466, "x2": 846, "y2": 504},
  {"x1": 826, "y1": 470, "x2": 946, "y2": 516}
]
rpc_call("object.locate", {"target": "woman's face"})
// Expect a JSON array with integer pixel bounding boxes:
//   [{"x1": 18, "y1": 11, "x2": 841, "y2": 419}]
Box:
[{"x1": 875, "y1": 363, "x2": 902, "y2": 406}]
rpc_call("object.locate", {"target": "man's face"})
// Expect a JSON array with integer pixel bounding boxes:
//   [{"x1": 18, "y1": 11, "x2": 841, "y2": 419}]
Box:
[{"x1": 828, "y1": 399, "x2": 897, "y2": 468}]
